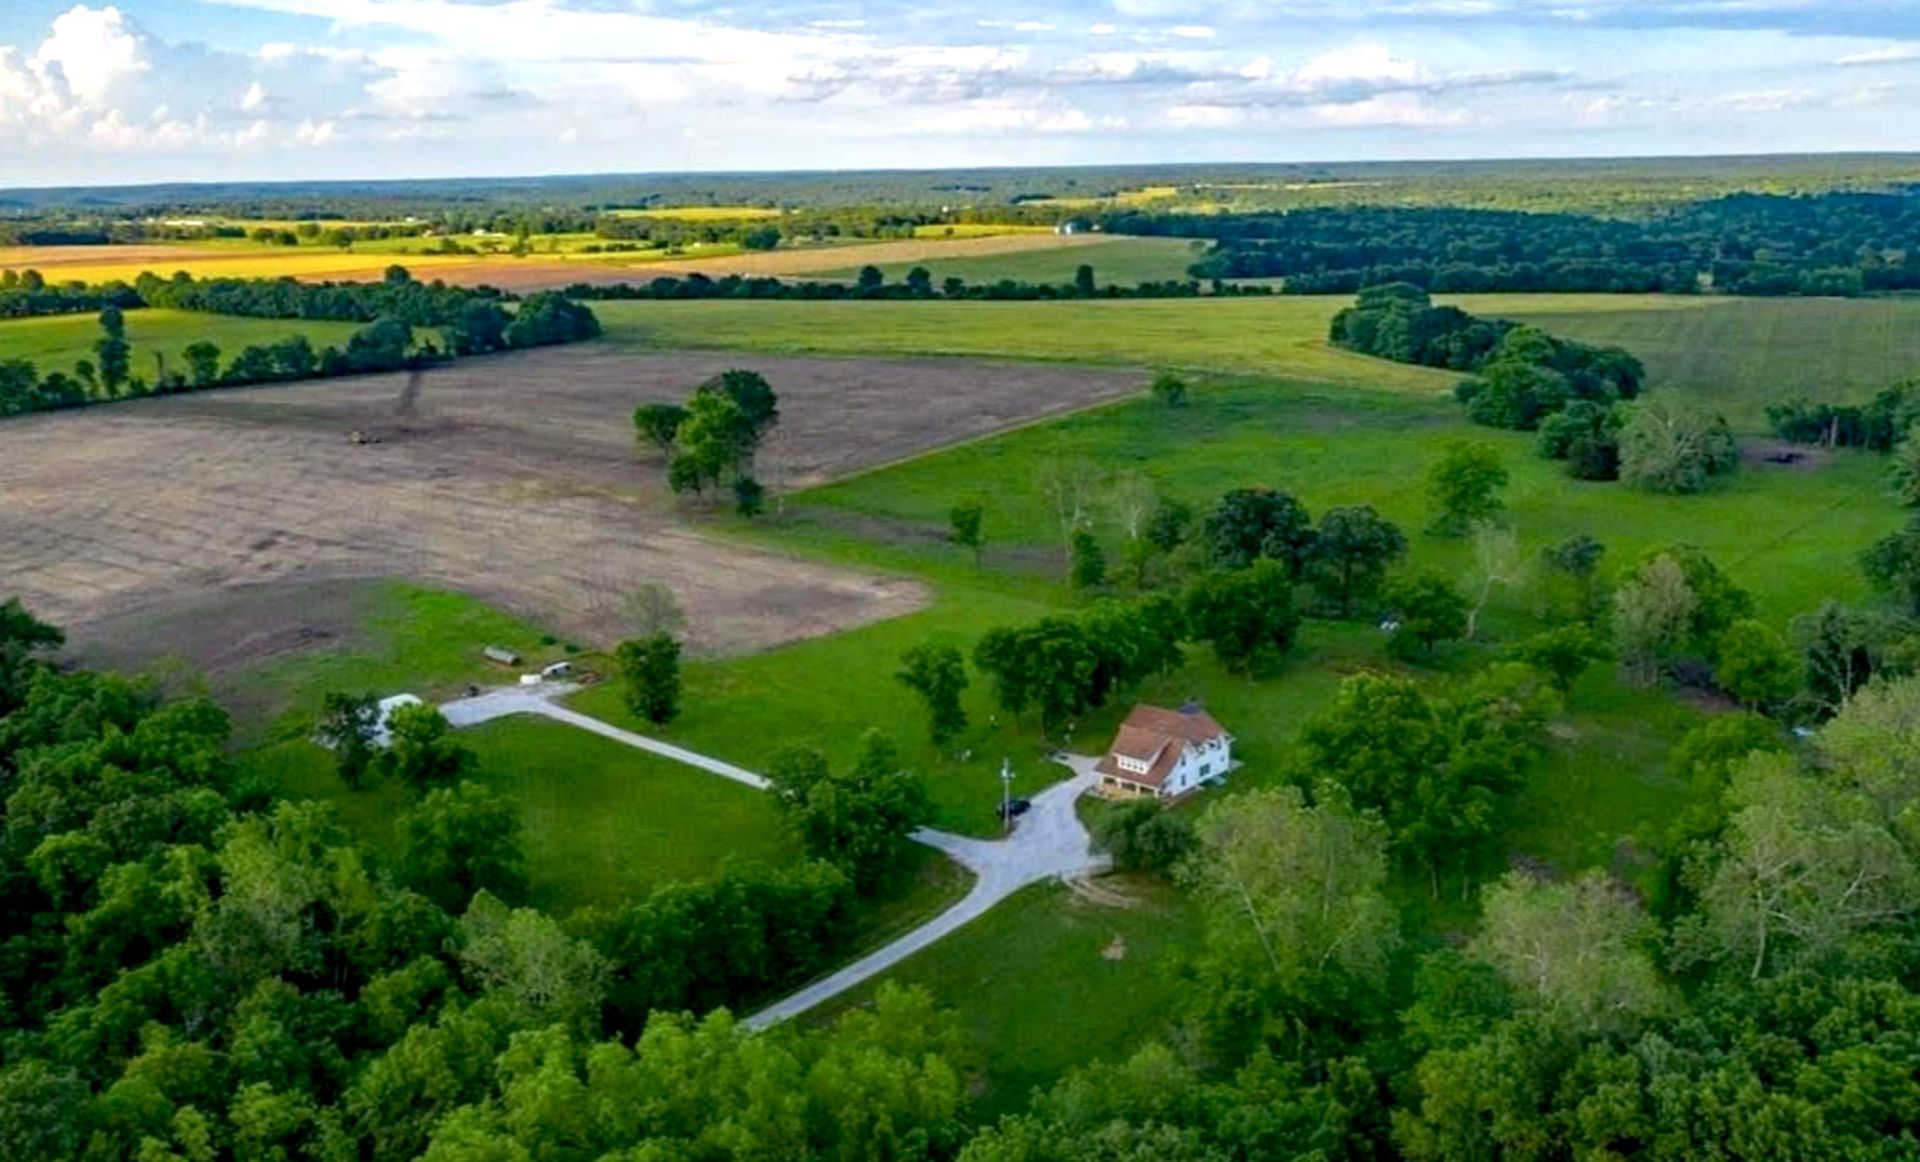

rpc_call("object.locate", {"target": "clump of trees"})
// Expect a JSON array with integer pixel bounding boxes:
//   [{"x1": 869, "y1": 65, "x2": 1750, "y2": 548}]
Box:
[
  {"x1": 766, "y1": 730, "x2": 932, "y2": 893},
  {"x1": 0, "y1": 273, "x2": 602, "y2": 419},
  {"x1": 633, "y1": 369, "x2": 780, "y2": 515},
  {"x1": 1616, "y1": 398, "x2": 1740, "y2": 493}
]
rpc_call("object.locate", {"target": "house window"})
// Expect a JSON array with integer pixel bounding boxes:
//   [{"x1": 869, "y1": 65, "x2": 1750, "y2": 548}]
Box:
[{"x1": 1199, "y1": 764, "x2": 1211, "y2": 777}]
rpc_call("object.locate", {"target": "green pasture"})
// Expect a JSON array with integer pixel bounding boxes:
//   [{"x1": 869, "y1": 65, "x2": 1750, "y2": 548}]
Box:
[
  {"x1": 808, "y1": 237, "x2": 1207, "y2": 286},
  {"x1": 595, "y1": 293, "x2": 1920, "y2": 428},
  {"x1": 1455, "y1": 293, "x2": 1920, "y2": 427},
  {"x1": 795, "y1": 376, "x2": 1896, "y2": 622},
  {"x1": 222, "y1": 582, "x2": 560, "y2": 745},
  {"x1": 810, "y1": 878, "x2": 1206, "y2": 1116},
  {"x1": 463, "y1": 716, "x2": 799, "y2": 912},
  {"x1": 593, "y1": 297, "x2": 1452, "y2": 392},
  {"x1": 0, "y1": 308, "x2": 362, "y2": 378}
]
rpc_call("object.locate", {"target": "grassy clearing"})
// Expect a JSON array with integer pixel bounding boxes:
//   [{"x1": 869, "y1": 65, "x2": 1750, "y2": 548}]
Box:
[
  {"x1": 795, "y1": 376, "x2": 1895, "y2": 622},
  {"x1": 228, "y1": 582, "x2": 561, "y2": 745},
  {"x1": 812, "y1": 878, "x2": 1205, "y2": 1116},
  {"x1": 243, "y1": 717, "x2": 799, "y2": 914},
  {"x1": 0, "y1": 309, "x2": 362, "y2": 375},
  {"x1": 566, "y1": 584, "x2": 1076, "y2": 837},
  {"x1": 596, "y1": 293, "x2": 1920, "y2": 427},
  {"x1": 811, "y1": 237, "x2": 1204, "y2": 285},
  {"x1": 463, "y1": 716, "x2": 799, "y2": 912},
  {"x1": 1454, "y1": 294, "x2": 1920, "y2": 428},
  {"x1": 594, "y1": 298, "x2": 1452, "y2": 392}
]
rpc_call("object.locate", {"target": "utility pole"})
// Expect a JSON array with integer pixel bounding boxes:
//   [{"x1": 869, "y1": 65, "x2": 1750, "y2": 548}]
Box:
[{"x1": 1000, "y1": 758, "x2": 1014, "y2": 833}]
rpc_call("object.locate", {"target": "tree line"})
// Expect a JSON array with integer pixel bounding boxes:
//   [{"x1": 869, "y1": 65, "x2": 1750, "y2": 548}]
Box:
[
  {"x1": 568, "y1": 265, "x2": 1276, "y2": 302},
  {"x1": 0, "y1": 280, "x2": 600, "y2": 419},
  {"x1": 1335, "y1": 284, "x2": 1741, "y2": 492},
  {"x1": 1109, "y1": 189, "x2": 1920, "y2": 296},
  {"x1": 0, "y1": 598, "x2": 981, "y2": 1161}
]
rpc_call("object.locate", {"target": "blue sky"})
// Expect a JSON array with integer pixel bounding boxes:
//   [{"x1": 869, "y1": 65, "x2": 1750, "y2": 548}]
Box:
[{"x1": 2, "y1": 1, "x2": 1920, "y2": 187}]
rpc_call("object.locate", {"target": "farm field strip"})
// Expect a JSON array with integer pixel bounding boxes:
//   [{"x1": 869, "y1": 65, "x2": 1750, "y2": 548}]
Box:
[
  {"x1": 0, "y1": 308, "x2": 363, "y2": 371},
  {"x1": 593, "y1": 297, "x2": 1456, "y2": 392}
]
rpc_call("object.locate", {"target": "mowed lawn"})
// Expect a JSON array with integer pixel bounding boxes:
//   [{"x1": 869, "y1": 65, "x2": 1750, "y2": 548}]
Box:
[
  {"x1": 244, "y1": 716, "x2": 800, "y2": 914},
  {"x1": 593, "y1": 297, "x2": 1452, "y2": 392},
  {"x1": 811, "y1": 878, "x2": 1206, "y2": 1117},
  {"x1": 463, "y1": 717, "x2": 799, "y2": 912},
  {"x1": 809, "y1": 236, "x2": 1207, "y2": 286},
  {"x1": 0, "y1": 308, "x2": 362, "y2": 376},
  {"x1": 1454, "y1": 293, "x2": 1920, "y2": 427}
]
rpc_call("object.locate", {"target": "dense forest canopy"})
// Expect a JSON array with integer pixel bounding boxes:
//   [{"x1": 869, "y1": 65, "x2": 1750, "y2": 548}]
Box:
[{"x1": 1152, "y1": 191, "x2": 1920, "y2": 295}]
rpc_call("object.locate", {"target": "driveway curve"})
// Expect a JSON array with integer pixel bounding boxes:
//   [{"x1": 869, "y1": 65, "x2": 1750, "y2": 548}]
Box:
[{"x1": 438, "y1": 685, "x2": 1108, "y2": 1027}]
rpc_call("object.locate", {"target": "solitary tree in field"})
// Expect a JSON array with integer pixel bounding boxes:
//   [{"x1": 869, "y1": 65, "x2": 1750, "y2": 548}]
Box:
[
  {"x1": 1617, "y1": 399, "x2": 1740, "y2": 494},
  {"x1": 1380, "y1": 570, "x2": 1469, "y2": 661},
  {"x1": 1069, "y1": 529, "x2": 1107, "y2": 590},
  {"x1": 857, "y1": 265, "x2": 885, "y2": 294},
  {"x1": 616, "y1": 633, "x2": 682, "y2": 725},
  {"x1": 1426, "y1": 443, "x2": 1508, "y2": 536},
  {"x1": 949, "y1": 500, "x2": 985, "y2": 566},
  {"x1": 896, "y1": 643, "x2": 970, "y2": 750},
  {"x1": 1308, "y1": 505, "x2": 1406, "y2": 617},
  {"x1": 1204, "y1": 487, "x2": 1316, "y2": 575},
  {"x1": 94, "y1": 307, "x2": 131, "y2": 398},
  {"x1": 381, "y1": 703, "x2": 476, "y2": 796},
  {"x1": 1184, "y1": 559, "x2": 1302, "y2": 677},
  {"x1": 1074, "y1": 264, "x2": 1097, "y2": 296}
]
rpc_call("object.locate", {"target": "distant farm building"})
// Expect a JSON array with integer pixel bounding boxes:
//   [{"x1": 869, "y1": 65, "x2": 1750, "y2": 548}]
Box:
[
  {"x1": 1094, "y1": 703, "x2": 1232, "y2": 800},
  {"x1": 483, "y1": 645, "x2": 522, "y2": 667}
]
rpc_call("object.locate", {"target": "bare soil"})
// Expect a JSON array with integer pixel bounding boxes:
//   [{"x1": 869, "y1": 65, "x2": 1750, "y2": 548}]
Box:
[
  {"x1": 1, "y1": 345, "x2": 1137, "y2": 657},
  {"x1": 1741, "y1": 439, "x2": 1832, "y2": 472}
]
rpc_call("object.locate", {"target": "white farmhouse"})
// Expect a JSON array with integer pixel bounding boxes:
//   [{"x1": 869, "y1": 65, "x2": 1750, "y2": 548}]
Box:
[{"x1": 1094, "y1": 702, "x2": 1232, "y2": 800}]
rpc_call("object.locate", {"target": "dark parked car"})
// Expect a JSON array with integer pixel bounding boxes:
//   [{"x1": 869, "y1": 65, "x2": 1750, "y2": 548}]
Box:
[{"x1": 998, "y1": 797, "x2": 1032, "y2": 821}]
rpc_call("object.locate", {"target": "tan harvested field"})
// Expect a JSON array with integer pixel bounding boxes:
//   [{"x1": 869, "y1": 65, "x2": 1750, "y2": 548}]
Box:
[{"x1": 0, "y1": 345, "x2": 1139, "y2": 657}]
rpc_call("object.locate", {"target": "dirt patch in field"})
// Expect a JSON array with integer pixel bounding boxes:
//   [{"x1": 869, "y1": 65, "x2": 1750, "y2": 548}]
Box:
[
  {"x1": 0, "y1": 243, "x2": 220, "y2": 270},
  {"x1": 1742, "y1": 440, "x2": 1831, "y2": 472},
  {"x1": 1, "y1": 345, "x2": 1136, "y2": 657}
]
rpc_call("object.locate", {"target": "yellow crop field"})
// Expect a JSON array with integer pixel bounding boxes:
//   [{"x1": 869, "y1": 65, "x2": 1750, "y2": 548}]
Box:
[
  {"x1": 910, "y1": 223, "x2": 1055, "y2": 238},
  {"x1": 614, "y1": 206, "x2": 784, "y2": 221},
  {"x1": 0, "y1": 246, "x2": 475, "y2": 284}
]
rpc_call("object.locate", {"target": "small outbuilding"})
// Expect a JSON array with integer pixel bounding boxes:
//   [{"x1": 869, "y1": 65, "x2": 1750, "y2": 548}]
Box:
[
  {"x1": 370, "y1": 693, "x2": 424, "y2": 748},
  {"x1": 1094, "y1": 702, "x2": 1232, "y2": 800},
  {"x1": 483, "y1": 645, "x2": 522, "y2": 667}
]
